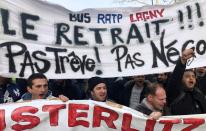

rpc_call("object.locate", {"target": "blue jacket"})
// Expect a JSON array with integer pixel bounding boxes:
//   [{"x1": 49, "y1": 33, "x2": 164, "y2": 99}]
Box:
[{"x1": 20, "y1": 90, "x2": 53, "y2": 101}]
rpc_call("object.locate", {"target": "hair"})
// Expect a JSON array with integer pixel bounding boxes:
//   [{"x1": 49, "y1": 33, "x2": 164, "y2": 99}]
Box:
[
  {"x1": 27, "y1": 73, "x2": 47, "y2": 87},
  {"x1": 156, "y1": 72, "x2": 168, "y2": 77},
  {"x1": 185, "y1": 69, "x2": 196, "y2": 76},
  {"x1": 87, "y1": 76, "x2": 106, "y2": 92},
  {"x1": 145, "y1": 83, "x2": 165, "y2": 97}
]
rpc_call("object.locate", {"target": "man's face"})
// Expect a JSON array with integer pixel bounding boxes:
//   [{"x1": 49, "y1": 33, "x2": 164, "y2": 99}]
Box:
[
  {"x1": 182, "y1": 71, "x2": 196, "y2": 89},
  {"x1": 91, "y1": 83, "x2": 107, "y2": 102},
  {"x1": 133, "y1": 75, "x2": 145, "y2": 86},
  {"x1": 196, "y1": 67, "x2": 206, "y2": 77},
  {"x1": 157, "y1": 73, "x2": 167, "y2": 83},
  {"x1": 27, "y1": 78, "x2": 48, "y2": 100},
  {"x1": 150, "y1": 88, "x2": 166, "y2": 111}
]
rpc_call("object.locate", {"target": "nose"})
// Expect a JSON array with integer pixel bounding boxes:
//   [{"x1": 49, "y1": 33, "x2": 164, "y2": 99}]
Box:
[
  {"x1": 40, "y1": 86, "x2": 46, "y2": 92},
  {"x1": 161, "y1": 98, "x2": 166, "y2": 104},
  {"x1": 163, "y1": 100, "x2": 166, "y2": 104},
  {"x1": 101, "y1": 88, "x2": 106, "y2": 93},
  {"x1": 163, "y1": 99, "x2": 167, "y2": 104},
  {"x1": 189, "y1": 76, "x2": 195, "y2": 80}
]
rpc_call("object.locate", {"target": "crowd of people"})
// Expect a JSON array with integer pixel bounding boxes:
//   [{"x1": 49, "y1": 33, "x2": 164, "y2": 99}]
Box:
[{"x1": 1, "y1": 49, "x2": 206, "y2": 120}]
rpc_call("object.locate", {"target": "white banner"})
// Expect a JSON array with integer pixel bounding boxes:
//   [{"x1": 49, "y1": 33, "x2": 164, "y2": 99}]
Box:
[
  {"x1": 1, "y1": 100, "x2": 206, "y2": 131},
  {"x1": 0, "y1": 0, "x2": 206, "y2": 79}
]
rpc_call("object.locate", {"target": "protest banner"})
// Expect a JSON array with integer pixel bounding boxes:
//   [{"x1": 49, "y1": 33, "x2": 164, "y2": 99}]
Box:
[
  {"x1": 0, "y1": 100, "x2": 206, "y2": 131},
  {"x1": 0, "y1": 0, "x2": 206, "y2": 79}
]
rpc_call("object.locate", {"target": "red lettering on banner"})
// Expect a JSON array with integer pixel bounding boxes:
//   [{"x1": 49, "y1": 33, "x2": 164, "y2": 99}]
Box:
[
  {"x1": 122, "y1": 113, "x2": 139, "y2": 131},
  {"x1": 0, "y1": 110, "x2": 6, "y2": 131},
  {"x1": 159, "y1": 119, "x2": 181, "y2": 131},
  {"x1": 130, "y1": 9, "x2": 164, "y2": 22},
  {"x1": 11, "y1": 106, "x2": 40, "y2": 130},
  {"x1": 93, "y1": 106, "x2": 119, "y2": 129},
  {"x1": 145, "y1": 119, "x2": 156, "y2": 131},
  {"x1": 1, "y1": 101, "x2": 206, "y2": 130},
  {"x1": 182, "y1": 118, "x2": 205, "y2": 131},
  {"x1": 42, "y1": 104, "x2": 66, "y2": 126},
  {"x1": 68, "y1": 103, "x2": 89, "y2": 127}
]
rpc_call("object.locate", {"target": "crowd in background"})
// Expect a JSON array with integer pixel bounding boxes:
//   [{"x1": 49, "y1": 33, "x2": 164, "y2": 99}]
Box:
[{"x1": 1, "y1": 49, "x2": 206, "y2": 119}]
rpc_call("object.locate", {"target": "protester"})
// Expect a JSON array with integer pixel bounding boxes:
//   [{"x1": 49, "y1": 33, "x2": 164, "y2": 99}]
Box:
[
  {"x1": 136, "y1": 83, "x2": 168, "y2": 120},
  {"x1": 156, "y1": 73, "x2": 169, "y2": 88},
  {"x1": 195, "y1": 66, "x2": 206, "y2": 96},
  {"x1": 167, "y1": 48, "x2": 206, "y2": 115},
  {"x1": 87, "y1": 76, "x2": 108, "y2": 102},
  {"x1": 119, "y1": 75, "x2": 151, "y2": 109},
  {"x1": 0, "y1": 76, "x2": 23, "y2": 103},
  {"x1": 18, "y1": 73, "x2": 69, "y2": 102}
]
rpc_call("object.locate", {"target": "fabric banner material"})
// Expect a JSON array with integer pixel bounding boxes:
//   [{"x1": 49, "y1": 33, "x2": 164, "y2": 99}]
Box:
[
  {"x1": 0, "y1": 0, "x2": 206, "y2": 78},
  {"x1": 0, "y1": 100, "x2": 206, "y2": 131}
]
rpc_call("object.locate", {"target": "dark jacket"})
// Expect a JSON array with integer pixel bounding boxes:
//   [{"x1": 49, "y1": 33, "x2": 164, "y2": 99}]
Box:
[
  {"x1": 49, "y1": 79, "x2": 86, "y2": 100},
  {"x1": 109, "y1": 77, "x2": 131, "y2": 103},
  {"x1": 197, "y1": 75, "x2": 206, "y2": 96},
  {"x1": 119, "y1": 80, "x2": 149, "y2": 107},
  {"x1": 167, "y1": 59, "x2": 206, "y2": 115}
]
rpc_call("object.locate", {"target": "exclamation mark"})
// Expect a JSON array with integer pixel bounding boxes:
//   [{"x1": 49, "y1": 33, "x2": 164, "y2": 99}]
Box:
[
  {"x1": 145, "y1": 23, "x2": 150, "y2": 38},
  {"x1": 178, "y1": 10, "x2": 184, "y2": 29},
  {"x1": 196, "y1": 3, "x2": 204, "y2": 26},
  {"x1": 186, "y1": 5, "x2": 193, "y2": 29},
  {"x1": 94, "y1": 47, "x2": 103, "y2": 75}
]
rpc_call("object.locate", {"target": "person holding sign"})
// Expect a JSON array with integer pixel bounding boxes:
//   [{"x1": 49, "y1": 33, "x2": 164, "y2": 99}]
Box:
[
  {"x1": 18, "y1": 73, "x2": 69, "y2": 102},
  {"x1": 167, "y1": 48, "x2": 206, "y2": 115},
  {"x1": 135, "y1": 83, "x2": 169, "y2": 120}
]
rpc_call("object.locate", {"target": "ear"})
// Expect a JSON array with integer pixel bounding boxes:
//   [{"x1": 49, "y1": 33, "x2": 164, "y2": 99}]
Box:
[
  {"x1": 147, "y1": 94, "x2": 153, "y2": 102},
  {"x1": 27, "y1": 86, "x2": 32, "y2": 93},
  {"x1": 91, "y1": 90, "x2": 94, "y2": 96}
]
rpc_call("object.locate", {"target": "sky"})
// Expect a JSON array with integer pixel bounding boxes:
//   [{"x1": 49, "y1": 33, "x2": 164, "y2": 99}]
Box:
[{"x1": 45, "y1": 0, "x2": 175, "y2": 11}]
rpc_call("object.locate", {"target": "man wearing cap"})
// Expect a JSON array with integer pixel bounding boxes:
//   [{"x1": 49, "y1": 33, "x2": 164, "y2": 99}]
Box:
[{"x1": 87, "y1": 76, "x2": 107, "y2": 102}]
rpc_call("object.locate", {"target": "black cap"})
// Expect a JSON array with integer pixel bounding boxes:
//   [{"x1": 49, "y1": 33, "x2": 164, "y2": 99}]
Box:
[{"x1": 88, "y1": 77, "x2": 105, "y2": 91}]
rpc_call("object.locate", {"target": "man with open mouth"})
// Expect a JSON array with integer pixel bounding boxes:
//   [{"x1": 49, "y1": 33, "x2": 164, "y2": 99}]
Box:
[
  {"x1": 18, "y1": 73, "x2": 68, "y2": 102},
  {"x1": 167, "y1": 48, "x2": 206, "y2": 115}
]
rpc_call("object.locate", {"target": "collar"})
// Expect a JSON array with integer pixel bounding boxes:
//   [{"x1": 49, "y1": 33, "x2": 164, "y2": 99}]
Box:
[
  {"x1": 21, "y1": 90, "x2": 52, "y2": 100},
  {"x1": 141, "y1": 98, "x2": 161, "y2": 112}
]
